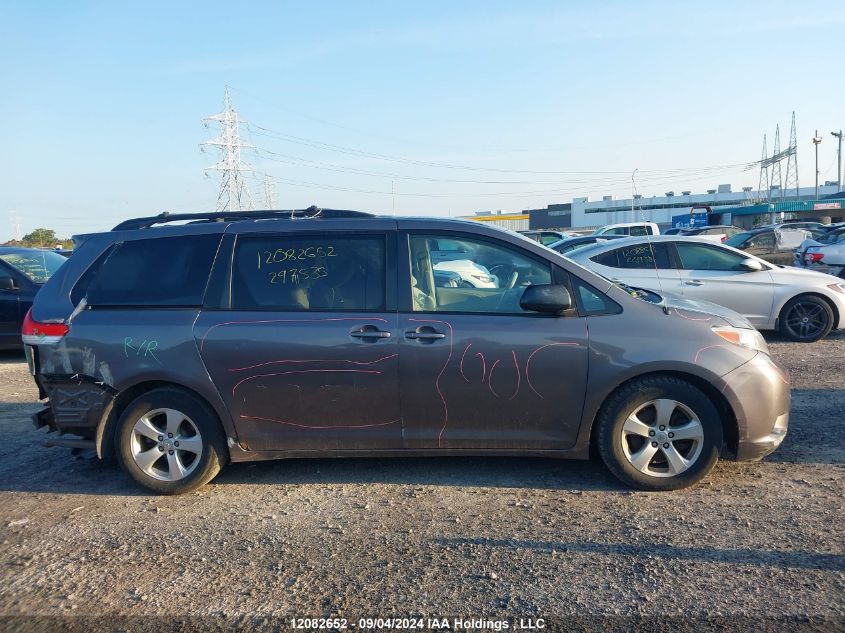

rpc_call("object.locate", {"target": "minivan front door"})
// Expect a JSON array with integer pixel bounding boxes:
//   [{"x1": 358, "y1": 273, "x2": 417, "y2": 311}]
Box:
[
  {"x1": 399, "y1": 231, "x2": 589, "y2": 450},
  {"x1": 195, "y1": 230, "x2": 402, "y2": 452}
]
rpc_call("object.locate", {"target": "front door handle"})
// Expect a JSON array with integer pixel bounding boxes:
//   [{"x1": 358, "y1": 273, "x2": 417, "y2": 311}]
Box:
[{"x1": 684, "y1": 280, "x2": 704, "y2": 286}]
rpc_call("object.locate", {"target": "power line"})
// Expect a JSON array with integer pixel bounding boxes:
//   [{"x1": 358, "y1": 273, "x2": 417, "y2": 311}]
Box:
[
  {"x1": 248, "y1": 123, "x2": 750, "y2": 176},
  {"x1": 253, "y1": 145, "x2": 744, "y2": 187}
]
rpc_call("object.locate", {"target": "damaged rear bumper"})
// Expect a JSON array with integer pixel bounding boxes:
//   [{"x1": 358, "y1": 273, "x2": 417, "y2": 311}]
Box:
[{"x1": 32, "y1": 375, "x2": 116, "y2": 451}]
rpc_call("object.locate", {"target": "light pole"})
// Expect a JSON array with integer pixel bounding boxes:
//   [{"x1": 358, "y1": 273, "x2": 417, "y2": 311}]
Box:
[
  {"x1": 812, "y1": 130, "x2": 823, "y2": 199},
  {"x1": 832, "y1": 130, "x2": 843, "y2": 193}
]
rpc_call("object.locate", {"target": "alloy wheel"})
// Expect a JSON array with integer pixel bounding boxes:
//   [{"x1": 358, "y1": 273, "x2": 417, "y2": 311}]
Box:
[
  {"x1": 783, "y1": 302, "x2": 829, "y2": 341},
  {"x1": 129, "y1": 408, "x2": 203, "y2": 482},
  {"x1": 620, "y1": 399, "x2": 704, "y2": 478}
]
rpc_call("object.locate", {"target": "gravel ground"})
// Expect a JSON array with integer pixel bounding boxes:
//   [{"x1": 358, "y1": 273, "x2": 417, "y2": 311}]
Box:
[{"x1": 0, "y1": 335, "x2": 843, "y2": 632}]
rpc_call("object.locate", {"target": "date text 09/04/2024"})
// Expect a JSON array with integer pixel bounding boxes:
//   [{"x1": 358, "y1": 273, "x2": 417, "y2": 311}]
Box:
[{"x1": 289, "y1": 617, "x2": 547, "y2": 630}]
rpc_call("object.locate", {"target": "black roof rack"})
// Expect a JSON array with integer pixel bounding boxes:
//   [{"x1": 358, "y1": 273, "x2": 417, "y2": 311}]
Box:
[{"x1": 111, "y1": 206, "x2": 373, "y2": 231}]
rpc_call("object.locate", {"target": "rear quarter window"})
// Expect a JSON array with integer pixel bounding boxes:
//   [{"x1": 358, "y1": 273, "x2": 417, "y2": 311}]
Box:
[
  {"x1": 82, "y1": 235, "x2": 221, "y2": 307},
  {"x1": 591, "y1": 243, "x2": 670, "y2": 269}
]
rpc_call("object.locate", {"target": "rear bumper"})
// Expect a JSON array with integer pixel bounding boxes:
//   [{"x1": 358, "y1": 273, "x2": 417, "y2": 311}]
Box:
[
  {"x1": 32, "y1": 374, "x2": 116, "y2": 441},
  {"x1": 721, "y1": 353, "x2": 791, "y2": 461}
]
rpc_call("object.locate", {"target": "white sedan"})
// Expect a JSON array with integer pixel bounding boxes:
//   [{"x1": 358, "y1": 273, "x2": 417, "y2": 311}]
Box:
[
  {"x1": 567, "y1": 235, "x2": 845, "y2": 342},
  {"x1": 433, "y1": 259, "x2": 499, "y2": 288}
]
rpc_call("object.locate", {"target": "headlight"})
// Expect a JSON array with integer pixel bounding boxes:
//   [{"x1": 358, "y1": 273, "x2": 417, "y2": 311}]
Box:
[{"x1": 711, "y1": 325, "x2": 768, "y2": 354}]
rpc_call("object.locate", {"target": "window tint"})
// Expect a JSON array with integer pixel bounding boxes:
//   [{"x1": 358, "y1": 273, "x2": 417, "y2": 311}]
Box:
[
  {"x1": 232, "y1": 235, "x2": 385, "y2": 311},
  {"x1": 0, "y1": 251, "x2": 66, "y2": 283},
  {"x1": 410, "y1": 235, "x2": 551, "y2": 314},
  {"x1": 591, "y1": 243, "x2": 670, "y2": 269},
  {"x1": 85, "y1": 235, "x2": 219, "y2": 307},
  {"x1": 629, "y1": 226, "x2": 648, "y2": 236},
  {"x1": 674, "y1": 243, "x2": 747, "y2": 271},
  {"x1": 570, "y1": 276, "x2": 621, "y2": 315},
  {"x1": 747, "y1": 233, "x2": 775, "y2": 250}
]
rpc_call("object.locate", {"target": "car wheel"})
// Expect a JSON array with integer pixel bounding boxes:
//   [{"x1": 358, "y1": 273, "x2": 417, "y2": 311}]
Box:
[
  {"x1": 778, "y1": 295, "x2": 834, "y2": 343},
  {"x1": 596, "y1": 376, "x2": 722, "y2": 491},
  {"x1": 116, "y1": 388, "x2": 228, "y2": 494}
]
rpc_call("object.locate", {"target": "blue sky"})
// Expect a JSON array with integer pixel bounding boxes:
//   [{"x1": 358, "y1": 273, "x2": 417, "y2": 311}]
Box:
[{"x1": 2, "y1": 1, "x2": 843, "y2": 240}]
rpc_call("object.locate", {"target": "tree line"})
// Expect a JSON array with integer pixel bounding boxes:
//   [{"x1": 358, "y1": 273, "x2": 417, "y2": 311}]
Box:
[{"x1": 2, "y1": 228, "x2": 73, "y2": 250}]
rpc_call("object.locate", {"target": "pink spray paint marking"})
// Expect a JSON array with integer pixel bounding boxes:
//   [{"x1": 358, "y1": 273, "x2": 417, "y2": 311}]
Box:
[
  {"x1": 525, "y1": 342, "x2": 580, "y2": 399},
  {"x1": 232, "y1": 368, "x2": 381, "y2": 398},
  {"x1": 228, "y1": 353, "x2": 398, "y2": 373},
  {"x1": 508, "y1": 350, "x2": 521, "y2": 401},
  {"x1": 474, "y1": 352, "x2": 487, "y2": 382},
  {"x1": 408, "y1": 317, "x2": 453, "y2": 448},
  {"x1": 239, "y1": 415, "x2": 399, "y2": 430},
  {"x1": 459, "y1": 343, "x2": 473, "y2": 383},
  {"x1": 200, "y1": 316, "x2": 389, "y2": 352},
  {"x1": 488, "y1": 359, "x2": 502, "y2": 398},
  {"x1": 693, "y1": 344, "x2": 724, "y2": 364}
]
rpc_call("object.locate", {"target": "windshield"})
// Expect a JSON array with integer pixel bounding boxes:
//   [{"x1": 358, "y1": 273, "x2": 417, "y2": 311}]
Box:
[
  {"x1": 0, "y1": 250, "x2": 67, "y2": 283},
  {"x1": 724, "y1": 231, "x2": 754, "y2": 248}
]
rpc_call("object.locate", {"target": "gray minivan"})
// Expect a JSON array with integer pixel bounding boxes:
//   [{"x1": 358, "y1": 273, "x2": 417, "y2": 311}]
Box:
[{"x1": 24, "y1": 209, "x2": 790, "y2": 494}]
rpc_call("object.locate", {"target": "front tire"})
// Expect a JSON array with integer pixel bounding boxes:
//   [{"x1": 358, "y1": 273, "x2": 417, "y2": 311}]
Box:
[
  {"x1": 596, "y1": 376, "x2": 723, "y2": 491},
  {"x1": 116, "y1": 388, "x2": 228, "y2": 494},
  {"x1": 778, "y1": 294, "x2": 834, "y2": 342}
]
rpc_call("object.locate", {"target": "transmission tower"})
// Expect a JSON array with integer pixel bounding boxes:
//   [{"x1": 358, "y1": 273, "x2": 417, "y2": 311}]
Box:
[
  {"x1": 201, "y1": 87, "x2": 255, "y2": 211},
  {"x1": 769, "y1": 125, "x2": 783, "y2": 198},
  {"x1": 263, "y1": 174, "x2": 276, "y2": 209},
  {"x1": 757, "y1": 134, "x2": 770, "y2": 201},
  {"x1": 783, "y1": 112, "x2": 800, "y2": 199}
]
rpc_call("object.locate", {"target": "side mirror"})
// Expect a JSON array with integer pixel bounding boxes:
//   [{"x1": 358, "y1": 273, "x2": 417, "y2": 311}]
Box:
[
  {"x1": 0, "y1": 276, "x2": 18, "y2": 291},
  {"x1": 520, "y1": 284, "x2": 572, "y2": 315},
  {"x1": 740, "y1": 258, "x2": 764, "y2": 272}
]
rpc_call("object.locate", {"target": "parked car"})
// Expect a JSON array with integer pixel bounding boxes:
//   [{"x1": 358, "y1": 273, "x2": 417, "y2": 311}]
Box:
[
  {"x1": 763, "y1": 221, "x2": 823, "y2": 232},
  {"x1": 433, "y1": 259, "x2": 499, "y2": 288},
  {"x1": 547, "y1": 234, "x2": 626, "y2": 255},
  {"x1": 723, "y1": 228, "x2": 808, "y2": 265},
  {"x1": 518, "y1": 230, "x2": 571, "y2": 246},
  {"x1": 26, "y1": 209, "x2": 789, "y2": 494},
  {"x1": 794, "y1": 227, "x2": 845, "y2": 278},
  {"x1": 680, "y1": 225, "x2": 743, "y2": 243},
  {"x1": 0, "y1": 247, "x2": 67, "y2": 350},
  {"x1": 662, "y1": 228, "x2": 686, "y2": 235},
  {"x1": 593, "y1": 221, "x2": 660, "y2": 237},
  {"x1": 568, "y1": 235, "x2": 845, "y2": 342}
]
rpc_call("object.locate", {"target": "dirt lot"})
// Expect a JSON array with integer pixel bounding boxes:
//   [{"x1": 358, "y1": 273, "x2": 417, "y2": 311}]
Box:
[{"x1": 1, "y1": 335, "x2": 844, "y2": 632}]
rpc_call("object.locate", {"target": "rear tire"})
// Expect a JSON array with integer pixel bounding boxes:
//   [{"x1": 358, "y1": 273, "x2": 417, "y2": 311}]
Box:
[
  {"x1": 778, "y1": 294, "x2": 834, "y2": 343},
  {"x1": 115, "y1": 388, "x2": 228, "y2": 495},
  {"x1": 596, "y1": 376, "x2": 722, "y2": 491}
]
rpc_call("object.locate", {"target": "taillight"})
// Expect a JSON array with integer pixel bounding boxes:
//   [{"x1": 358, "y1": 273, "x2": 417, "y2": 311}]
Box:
[
  {"x1": 804, "y1": 252, "x2": 824, "y2": 263},
  {"x1": 21, "y1": 308, "x2": 68, "y2": 345},
  {"x1": 721, "y1": 235, "x2": 727, "y2": 242}
]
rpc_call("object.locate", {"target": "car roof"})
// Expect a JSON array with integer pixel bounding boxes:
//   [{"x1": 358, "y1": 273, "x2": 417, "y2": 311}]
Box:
[
  {"x1": 547, "y1": 234, "x2": 624, "y2": 249},
  {"x1": 76, "y1": 209, "x2": 518, "y2": 244},
  {"x1": 566, "y1": 234, "x2": 737, "y2": 257}
]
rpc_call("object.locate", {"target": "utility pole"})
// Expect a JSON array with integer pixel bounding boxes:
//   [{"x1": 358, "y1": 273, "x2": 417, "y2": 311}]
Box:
[
  {"x1": 201, "y1": 87, "x2": 255, "y2": 211},
  {"x1": 263, "y1": 175, "x2": 276, "y2": 209},
  {"x1": 832, "y1": 130, "x2": 843, "y2": 193},
  {"x1": 631, "y1": 169, "x2": 638, "y2": 219},
  {"x1": 812, "y1": 130, "x2": 823, "y2": 199},
  {"x1": 10, "y1": 213, "x2": 22, "y2": 242}
]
